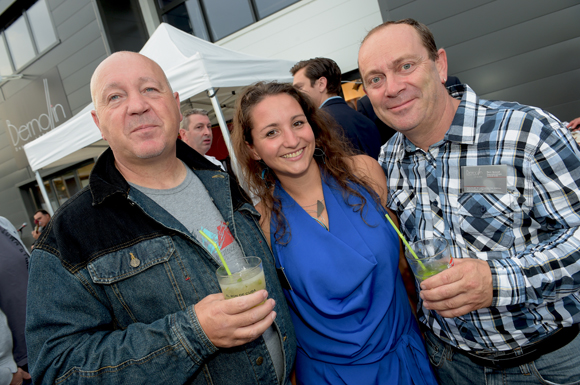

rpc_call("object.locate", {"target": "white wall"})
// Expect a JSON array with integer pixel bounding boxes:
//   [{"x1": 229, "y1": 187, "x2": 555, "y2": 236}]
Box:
[{"x1": 217, "y1": 0, "x2": 383, "y2": 74}]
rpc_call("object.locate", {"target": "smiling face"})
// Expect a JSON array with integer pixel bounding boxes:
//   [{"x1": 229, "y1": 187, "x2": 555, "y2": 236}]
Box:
[
  {"x1": 180, "y1": 114, "x2": 213, "y2": 155},
  {"x1": 358, "y1": 23, "x2": 449, "y2": 138},
  {"x1": 90, "y1": 52, "x2": 182, "y2": 167},
  {"x1": 247, "y1": 93, "x2": 316, "y2": 180}
]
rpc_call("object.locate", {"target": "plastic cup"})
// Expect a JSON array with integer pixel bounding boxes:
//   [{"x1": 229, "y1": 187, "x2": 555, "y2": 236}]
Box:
[
  {"x1": 404, "y1": 237, "x2": 452, "y2": 283},
  {"x1": 216, "y1": 257, "x2": 266, "y2": 300}
]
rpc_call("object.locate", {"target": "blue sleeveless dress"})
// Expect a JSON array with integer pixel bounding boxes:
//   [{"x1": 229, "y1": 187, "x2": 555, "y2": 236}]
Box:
[{"x1": 271, "y1": 174, "x2": 437, "y2": 384}]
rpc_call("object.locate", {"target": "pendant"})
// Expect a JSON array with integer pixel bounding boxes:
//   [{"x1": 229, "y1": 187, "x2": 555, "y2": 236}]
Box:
[{"x1": 316, "y1": 200, "x2": 324, "y2": 217}]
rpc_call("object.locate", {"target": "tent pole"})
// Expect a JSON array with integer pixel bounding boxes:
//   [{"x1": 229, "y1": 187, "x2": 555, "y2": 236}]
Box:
[
  {"x1": 35, "y1": 171, "x2": 55, "y2": 216},
  {"x1": 207, "y1": 88, "x2": 242, "y2": 180}
]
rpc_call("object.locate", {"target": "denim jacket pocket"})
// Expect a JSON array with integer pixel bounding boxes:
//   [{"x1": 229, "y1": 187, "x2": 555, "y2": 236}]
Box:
[
  {"x1": 87, "y1": 236, "x2": 187, "y2": 327},
  {"x1": 88, "y1": 236, "x2": 173, "y2": 283}
]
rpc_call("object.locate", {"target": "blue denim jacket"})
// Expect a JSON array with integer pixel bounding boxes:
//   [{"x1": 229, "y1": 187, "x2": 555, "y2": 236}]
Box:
[{"x1": 26, "y1": 141, "x2": 296, "y2": 385}]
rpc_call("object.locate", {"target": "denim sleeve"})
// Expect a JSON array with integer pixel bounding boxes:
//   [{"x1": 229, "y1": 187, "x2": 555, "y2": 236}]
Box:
[
  {"x1": 26, "y1": 251, "x2": 218, "y2": 385},
  {"x1": 491, "y1": 121, "x2": 580, "y2": 307}
]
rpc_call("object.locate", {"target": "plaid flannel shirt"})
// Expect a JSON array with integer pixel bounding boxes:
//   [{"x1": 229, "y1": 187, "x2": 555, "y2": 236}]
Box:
[{"x1": 380, "y1": 84, "x2": 580, "y2": 351}]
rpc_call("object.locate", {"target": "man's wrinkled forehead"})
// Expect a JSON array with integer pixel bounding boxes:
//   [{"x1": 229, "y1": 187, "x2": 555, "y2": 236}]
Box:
[{"x1": 90, "y1": 52, "x2": 170, "y2": 106}]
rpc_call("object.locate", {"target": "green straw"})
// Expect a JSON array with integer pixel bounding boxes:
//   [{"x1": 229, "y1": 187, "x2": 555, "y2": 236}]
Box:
[
  {"x1": 384, "y1": 214, "x2": 426, "y2": 269},
  {"x1": 199, "y1": 230, "x2": 231, "y2": 275}
]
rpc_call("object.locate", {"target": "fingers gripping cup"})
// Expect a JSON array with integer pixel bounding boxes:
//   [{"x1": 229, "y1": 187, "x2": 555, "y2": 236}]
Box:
[
  {"x1": 216, "y1": 257, "x2": 266, "y2": 300},
  {"x1": 404, "y1": 237, "x2": 453, "y2": 283}
]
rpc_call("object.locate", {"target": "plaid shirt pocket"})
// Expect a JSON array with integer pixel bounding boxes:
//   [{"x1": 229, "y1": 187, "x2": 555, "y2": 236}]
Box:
[{"x1": 453, "y1": 193, "x2": 516, "y2": 254}]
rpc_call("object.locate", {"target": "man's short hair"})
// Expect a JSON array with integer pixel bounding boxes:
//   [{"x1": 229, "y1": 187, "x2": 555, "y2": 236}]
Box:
[
  {"x1": 362, "y1": 18, "x2": 438, "y2": 61},
  {"x1": 290, "y1": 58, "x2": 342, "y2": 96},
  {"x1": 34, "y1": 209, "x2": 49, "y2": 216},
  {"x1": 180, "y1": 108, "x2": 209, "y2": 130}
]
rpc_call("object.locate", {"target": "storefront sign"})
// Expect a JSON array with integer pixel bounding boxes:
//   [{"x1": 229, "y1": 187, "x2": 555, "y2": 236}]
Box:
[{"x1": 0, "y1": 67, "x2": 72, "y2": 168}]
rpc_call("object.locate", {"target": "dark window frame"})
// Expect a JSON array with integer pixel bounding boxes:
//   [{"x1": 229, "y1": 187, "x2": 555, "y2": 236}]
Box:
[
  {"x1": 0, "y1": 0, "x2": 59, "y2": 76},
  {"x1": 157, "y1": 0, "x2": 299, "y2": 42}
]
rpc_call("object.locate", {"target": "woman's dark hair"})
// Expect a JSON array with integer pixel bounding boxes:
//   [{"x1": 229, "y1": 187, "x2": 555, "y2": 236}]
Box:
[{"x1": 232, "y1": 81, "x2": 381, "y2": 241}]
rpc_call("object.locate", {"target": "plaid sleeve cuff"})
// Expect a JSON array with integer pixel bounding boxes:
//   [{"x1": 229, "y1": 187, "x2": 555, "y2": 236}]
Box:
[{"x1": 489, "y1": 258, "x2": 527, "y2": 307}]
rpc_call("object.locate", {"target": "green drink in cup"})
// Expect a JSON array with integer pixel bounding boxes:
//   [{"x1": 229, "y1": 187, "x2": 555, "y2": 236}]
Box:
[
  {"x1": 404, "y1": 237, "x2": 453, "y2": 283},
  {"x1": 216, "y1": 257, "x2": 266, "y2": 301}
]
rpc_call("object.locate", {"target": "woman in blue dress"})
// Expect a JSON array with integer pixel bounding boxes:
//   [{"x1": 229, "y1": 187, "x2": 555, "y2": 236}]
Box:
[{"x1": 232, "y1": 82, "x2": 437, "y2": 385}]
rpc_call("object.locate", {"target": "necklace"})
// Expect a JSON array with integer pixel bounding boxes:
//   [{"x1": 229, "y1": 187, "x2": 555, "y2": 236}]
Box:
[{"x1": 301, "y1": 199, "x2": 328, "y2": 230}]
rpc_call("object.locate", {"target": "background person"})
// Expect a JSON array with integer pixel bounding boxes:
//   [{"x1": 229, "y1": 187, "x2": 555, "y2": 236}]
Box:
[
  {"x1": 567, "y1": 117, "x2": 580, "y2": 130},
  {"x1": 0, "y1": 217, "x2": 29, "y2": 384},
  {"x1": 179, "y1": 108, "x2": 226, "y2": 171},
  {"x1": 25, "y1": 52, "x2": 296, "y2": 385},
  {"x1": 232, "y1": 81, "x2": 437, "y2": 385},
  {"x1": 291, "y1": 57, "x2": 382, "y2": 159},
  {"x1": 359, "y1": 18, "x2": 580, "y2": 384},
  {"x1": 0, "y1": 308, "x2": 31, "y2": 385},
  {"x1": 30, "y1": 210, "x2": 50, "y2": 241}
]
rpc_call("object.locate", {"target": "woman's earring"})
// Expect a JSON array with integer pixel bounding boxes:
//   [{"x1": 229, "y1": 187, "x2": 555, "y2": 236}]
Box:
[
  {"x1": 261, "y1": 168, "x2": 268, "y2": 180},
  {"x1": 259, "y1": 164, "x2": 273, "y2": 188}
]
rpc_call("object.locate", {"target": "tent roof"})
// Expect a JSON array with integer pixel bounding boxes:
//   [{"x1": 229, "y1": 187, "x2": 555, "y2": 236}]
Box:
[{"x1": 24, "y1": 23, "x2": 295, "y2": 172}]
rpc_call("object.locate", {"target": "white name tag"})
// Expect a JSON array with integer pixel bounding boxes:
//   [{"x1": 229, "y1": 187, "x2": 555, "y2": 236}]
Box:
[{"x1": 462, "y1": 165, "x2": 507, "y2": 193}]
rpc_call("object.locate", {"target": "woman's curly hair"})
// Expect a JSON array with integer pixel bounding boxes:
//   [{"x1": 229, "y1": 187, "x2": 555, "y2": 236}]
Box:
[{"x1": 231, "y1": 81, "x2": 381, "y2": 242}]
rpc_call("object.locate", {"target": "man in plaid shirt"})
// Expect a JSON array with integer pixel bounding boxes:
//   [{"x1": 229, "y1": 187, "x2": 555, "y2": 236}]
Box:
[{"x1": 359, "y1": 18, "x2": 580, "y2": 384}]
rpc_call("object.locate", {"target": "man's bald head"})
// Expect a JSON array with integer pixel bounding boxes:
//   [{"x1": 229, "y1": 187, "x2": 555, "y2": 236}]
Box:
[
  {"x1": 89, "y1": 50, "x2": 182, "y2": 167},
  {"x1": 90, "y1": 51, "x2": 172, "y2": 110}
]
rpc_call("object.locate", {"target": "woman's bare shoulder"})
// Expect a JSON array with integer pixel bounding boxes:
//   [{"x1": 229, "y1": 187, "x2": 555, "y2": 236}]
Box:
[{"x1": 347, "y1": 155, "x2": 385, "y2": 181}]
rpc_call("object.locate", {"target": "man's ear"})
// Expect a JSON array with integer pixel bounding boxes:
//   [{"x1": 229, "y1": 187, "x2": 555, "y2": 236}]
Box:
[
  {"x1": 174, "y1": 92, "x2": 182, "y2": 121},
  {"x1": 435, "y1": 48, "x2": 448, "y2": 84},
  {"x1": 91, "y1": 110, "x2": 106, "y2": 141},
  {"x1": 245, "y1": 141, "x2": 261, "y2": 161},
  {"x1": 316, "y1": 76, "x2": 328, "y2": 93}
]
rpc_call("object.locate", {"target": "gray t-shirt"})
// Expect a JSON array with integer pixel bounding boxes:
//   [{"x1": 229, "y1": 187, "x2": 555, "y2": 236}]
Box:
[{"x1": 130, "y1": 166, "x2": 284, "y2": 383}]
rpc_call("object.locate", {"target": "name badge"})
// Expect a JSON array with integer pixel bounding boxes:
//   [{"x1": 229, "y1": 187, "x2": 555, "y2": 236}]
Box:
[{"x1": 462, "y1": 165, "x2": 507, "y2": 193}]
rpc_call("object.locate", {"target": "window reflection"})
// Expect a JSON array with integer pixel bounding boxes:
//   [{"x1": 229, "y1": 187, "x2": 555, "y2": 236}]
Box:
[
  {"x1": 27, "y1": 0, "x2": 57, "y2": 53},
  {"x1": 0, "y1": 38, "x2": 12, "y2": 76},
  {"x1": 201, "y1": 0, "x2": 254, "y2": 41},
  {"x1": 5, "y1": 17, "x2": 35, "y2": 69},
  {"x1": 254, "y1": 0, "x2": 297, "y2": 19},
  {"x1": 159, "y1": 0, "x2": 299, "y2": 42},
  {"x1": 77, "y1": 164, "x2": 93, "y2": 188}
]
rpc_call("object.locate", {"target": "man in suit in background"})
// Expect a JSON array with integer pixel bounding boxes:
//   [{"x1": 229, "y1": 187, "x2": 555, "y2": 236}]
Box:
[{"x1": 291, "y1": 57, "x2": 381, "y2": 159}]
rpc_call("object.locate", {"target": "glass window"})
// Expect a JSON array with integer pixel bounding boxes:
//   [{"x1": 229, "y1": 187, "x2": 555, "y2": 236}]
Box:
[
  {"x1": 64, "y1": 174, "x2": 80, "y2": 197},
  {"x1": 52, "y1": 176, "x2": 70, "y2": 206},
  {"x1": 0, "y1": 37, "x2": 12, "y2": 77},
  {"x1": 254, "y1": 0, "x2": 298, "y2": 19},
  {"x1": 27, "y1": 0, "x2": 57, "y2": 53},
  {"x1": 184, "y1": 0, "x2": 210, "y2": 41},
  {"x1": 201, "y1": 0, "x2": 254, "y2": 41},
  {"x1": 34, "y1": 180, "x2": 58, "y2": 211},
  {"x1": 77, "y1": 163, "x2": 93, "y2": 188},
  {"x1": 5, "y1": 17, "x2": 35, "y2": 69},
  {"x1": 162, "y1": 2, "x2": 194, "y2": 34},
  {"x1": 160, "y1": 0, "x2": 301, "y2": 42}
]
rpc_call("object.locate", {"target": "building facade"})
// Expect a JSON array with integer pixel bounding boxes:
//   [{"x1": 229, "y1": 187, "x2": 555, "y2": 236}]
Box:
[{"x1": 1, "y1": 0, "x2": 579, "y2": 248}]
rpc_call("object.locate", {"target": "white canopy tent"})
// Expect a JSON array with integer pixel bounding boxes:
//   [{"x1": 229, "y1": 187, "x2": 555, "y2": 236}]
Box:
[{"x1": 23, "y1": 23, "x2": 296, "y2": 214}]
